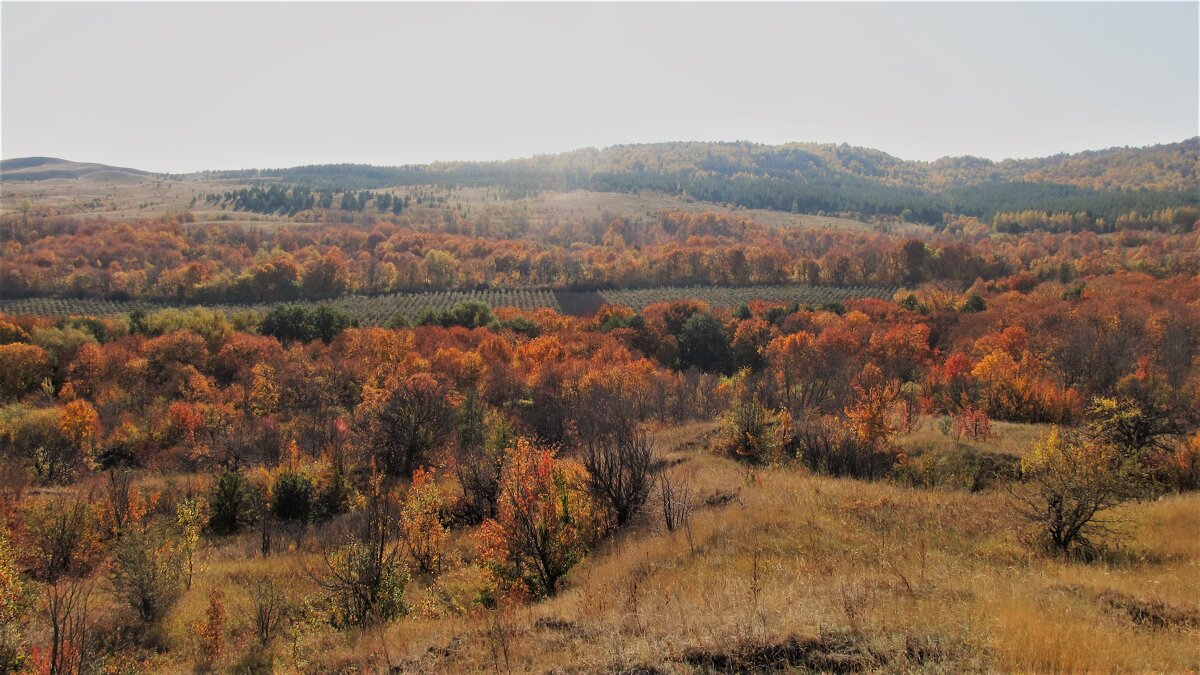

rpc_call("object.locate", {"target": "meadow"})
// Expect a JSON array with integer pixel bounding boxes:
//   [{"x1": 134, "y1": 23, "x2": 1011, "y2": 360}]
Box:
[{"x1": 55, "y1": 421, "x2": 1200, "y2": 673}]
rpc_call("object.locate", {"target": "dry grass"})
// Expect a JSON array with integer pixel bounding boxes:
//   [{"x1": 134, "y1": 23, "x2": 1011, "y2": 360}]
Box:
[
  {"x1": 2, "y1": 171, "x2": 896, "y2": 236},
  {"x1": 50, "y1": 422, "x2": 1200, "y2": 672},
  {"x1": 0, "y1": 174, "x2": 263, "y2": 220},
  {"x1": 253, "y1": 422, "x2": 1197, "y2": 673}
]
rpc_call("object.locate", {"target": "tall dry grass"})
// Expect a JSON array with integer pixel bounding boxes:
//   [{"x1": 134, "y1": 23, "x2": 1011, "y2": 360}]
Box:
[{"x1": 80, "y1": 421, "x2": 1199, "y2": 672}]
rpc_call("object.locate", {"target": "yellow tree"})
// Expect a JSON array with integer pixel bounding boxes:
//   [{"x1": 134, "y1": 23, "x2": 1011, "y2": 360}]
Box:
[
  {"x1": 1013, "y1": 427, "x2": 1143, "y2": 554},
  {"x1": 401, "y1": 467, "x2": 447, "y2": 574},
  {"x1": 247, "y1": 363, "x2": 279, "y2": 417},
  {"x1": 59, "y1": 400, "x2": 101, "y2": 470}
]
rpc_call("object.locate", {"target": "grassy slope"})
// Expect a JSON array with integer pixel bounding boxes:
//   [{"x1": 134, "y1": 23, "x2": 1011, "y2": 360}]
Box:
[
  {"x1": 1, "y1": 174, "x2": 882, "y2": 234},
  {"x1": 145, "y1": 422, "x2": 1198, "y2": 672}
]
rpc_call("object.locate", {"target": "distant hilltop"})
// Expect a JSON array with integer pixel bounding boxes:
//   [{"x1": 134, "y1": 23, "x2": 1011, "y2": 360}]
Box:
[{"x1": 0, "y1": 156, "x2": 158, "y2": 183}]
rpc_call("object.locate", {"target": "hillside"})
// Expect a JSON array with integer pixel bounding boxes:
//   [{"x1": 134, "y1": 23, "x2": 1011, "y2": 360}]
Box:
[
  {"x1": 6, "y1": 139, "x2": 1197, "y2": 225},
  {"x1": 0, "y1": 156, "x2": 157, "y2": 183},
  {"x1": 201, "y1": 137, "x2": 1200, "y2": 224}
]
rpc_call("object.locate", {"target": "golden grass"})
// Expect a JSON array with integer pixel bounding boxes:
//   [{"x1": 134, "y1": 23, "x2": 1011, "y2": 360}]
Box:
[
  {"x1": 267, "y1": 423, "x2": 1196, "y2": 673},
  {"x1": 64, "y1": 422, "x2": 1200, "y2": 672}
]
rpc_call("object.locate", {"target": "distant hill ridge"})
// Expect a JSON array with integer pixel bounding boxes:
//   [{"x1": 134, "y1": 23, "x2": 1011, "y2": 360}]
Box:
[
  {"x1": 202, "y1": 137, "x2": 1199, "y2": 193},
  {"x1": 0, "y1": 156, "x2": 156, "y2": 182},
  {"x1": 5, "y1": 138, "x2": 1196, "y2": 224}
]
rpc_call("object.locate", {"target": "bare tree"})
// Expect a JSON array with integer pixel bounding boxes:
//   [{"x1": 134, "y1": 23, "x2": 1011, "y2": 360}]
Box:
[
  {"x1": 582, "y1": 428, "x2": 654, "y2": 529},
  {"x1": 43, "y1": 576, "x2": 95, "y2": 675},
  {"x1": 357, "y1": 373, "x2": 455, "y2": 478},
  {"x1": 23, "y1": 496, "x2": 101, "y2": 675}
]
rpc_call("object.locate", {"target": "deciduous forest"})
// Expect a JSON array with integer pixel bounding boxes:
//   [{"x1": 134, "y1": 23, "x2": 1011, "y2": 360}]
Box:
[{"x1": 0, "y1": 139, "x2": 1198, "y2": 672}]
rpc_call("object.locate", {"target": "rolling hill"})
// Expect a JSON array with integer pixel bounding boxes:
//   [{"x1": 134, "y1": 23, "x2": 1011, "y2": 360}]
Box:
[
  {"x1": 0, "y1": 156, "x2": 157, "y2": 182},
  {"x1": 202, "y1": 137, "x2": 1200, "y2": 224},
  {"x1": 5, "y1": 137, "x2": 1197, "y2": 224}
]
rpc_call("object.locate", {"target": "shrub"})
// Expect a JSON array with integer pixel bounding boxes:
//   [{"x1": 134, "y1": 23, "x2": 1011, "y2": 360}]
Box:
[
  {"x1": 960, "y1": 293, "x2": 987, "y2": 313},
  {"x1": 191, "y1": 590, "x2": 226, "y2": 670},
  {"x1": 316, "y1": 472, "x2": 408, "y2": 628},
  {"x1": 175, "y1": 497, "x2": 203, "y2": 590},
  {"x1": 401, "y1": 467, "x2": 447, "y2": 574},
  {"x1": 321, "y1": 540, "x2": 409, "y2": 628},
  {"x1": 1157, "y1": 434, "x2": 1200, "y2": 491},
  {"x1": 795, "y1": 415, "x2": 896, "y2": 479},
  {"x1": 0, "y1": 526, "x2": 35, "y2": 673},
  {"x1": 207, "y1": 469, "x2": 257, "y2": 535},
  {"x1": 476, "y1": 438, "x2": 601, "y2": 598},
  {"x1": 109, "y1": 525, "x2": 185, "y2": 624},
  {"x1": 721, "y1": 388, "x2": 790, "y2": 465},
  {"x1": 951, "y1": 406, "x2": 993, "y2": 443},
  {"x1": 1012, "y1": 427, "x2": 1145, "y2": 555},
  {"x1": 797, "y1": 372, "x2": 905, "y2": 479},
  {"x1": 317, "y1": 469, "x2": 357, "y2": 519},
  {"x1": 232, "y1": 572, "x2": 295, "y2": 648},
  {"x1": 271, "y1": 470, "x2": 316, "y2": 525},
  {"x1": 453, "y1": 399, "x2": 513, "y2": 524}
]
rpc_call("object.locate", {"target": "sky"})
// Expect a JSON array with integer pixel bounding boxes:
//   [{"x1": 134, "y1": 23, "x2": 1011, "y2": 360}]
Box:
[{"x1": 2, "y1": 2, "x2": 1197, "y2": 173}]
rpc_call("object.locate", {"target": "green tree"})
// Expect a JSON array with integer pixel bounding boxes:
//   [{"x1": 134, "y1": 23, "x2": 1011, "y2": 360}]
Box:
[
  {"x1": 208, "y1": 470, "x2": 257, "y2": 535},
  {"x1": 677, "y1": 312, "x2": 733, "y2": 374}
]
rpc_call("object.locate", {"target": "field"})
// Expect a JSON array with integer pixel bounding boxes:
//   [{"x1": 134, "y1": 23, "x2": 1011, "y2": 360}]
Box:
[
  {"x1": 1, "y1": 169, "x2": 896, "y2": 235},
  {"x1": 131, "y1": 421, "x2": 1200, "y2": 672},
  {"x1": 0, "y1": 284, "x2": 897, "y2": 323}
]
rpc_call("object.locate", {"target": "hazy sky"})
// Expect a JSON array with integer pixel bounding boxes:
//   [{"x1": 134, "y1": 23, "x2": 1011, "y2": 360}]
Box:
[{"x1": 2, "y1": 2, "x2": 1197, "y2": 173}]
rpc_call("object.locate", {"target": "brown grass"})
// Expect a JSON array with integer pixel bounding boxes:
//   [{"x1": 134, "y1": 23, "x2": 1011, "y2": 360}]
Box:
[
  {"x1": 259, "y1": 422, "x2": 1197, "y2": 672},
  {"x1": 41, "y1": 422, "x2": 1200, "y2": 672}
]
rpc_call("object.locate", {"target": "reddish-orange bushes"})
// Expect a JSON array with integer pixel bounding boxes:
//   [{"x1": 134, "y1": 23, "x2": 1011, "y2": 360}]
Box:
[{"x1": 476, "y1": 438, "x2": 601, "y2": 598}]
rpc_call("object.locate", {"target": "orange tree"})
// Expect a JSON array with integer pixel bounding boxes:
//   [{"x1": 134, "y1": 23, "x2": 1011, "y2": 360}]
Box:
[{"x1": 476, "y1": 437, "x2": 601, "y2": 599}]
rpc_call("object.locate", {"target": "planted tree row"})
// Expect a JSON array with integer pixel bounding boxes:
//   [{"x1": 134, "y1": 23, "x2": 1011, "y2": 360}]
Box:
[
  {"x1": 0, "y1": 288, "x2": 562, "y2": 326},
  {"x1": 599, "y1": 284, "x2": 896, "y2": 311}
]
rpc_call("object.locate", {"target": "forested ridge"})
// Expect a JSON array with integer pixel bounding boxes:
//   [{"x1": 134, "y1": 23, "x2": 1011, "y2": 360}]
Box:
[{"x1": 202, "y1": 138, "x2": 1200, "y2": 225}]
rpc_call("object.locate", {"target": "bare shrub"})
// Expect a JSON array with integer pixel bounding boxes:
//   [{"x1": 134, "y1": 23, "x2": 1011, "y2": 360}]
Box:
[
  {"x1": 582, "y1": 428, "x2": 655, "y2": 529},
  {"x1": 658, "y1": 471, "x2": 693, "y2": 534},
  {"x1": 232, "y1": 571, "x2": 296, "y2": 648},
  {"x1": 795, "y1": 415, "x2": 897, "y2": 480},
  {"x1": 314, "y1": 472, "x2": 408, "y2": 627}
]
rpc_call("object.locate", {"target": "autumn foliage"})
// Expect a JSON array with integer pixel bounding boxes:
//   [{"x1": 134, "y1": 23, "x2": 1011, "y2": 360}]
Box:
[{"x1": 476, "y1": 438, "x2": 602, "y2": 599}]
